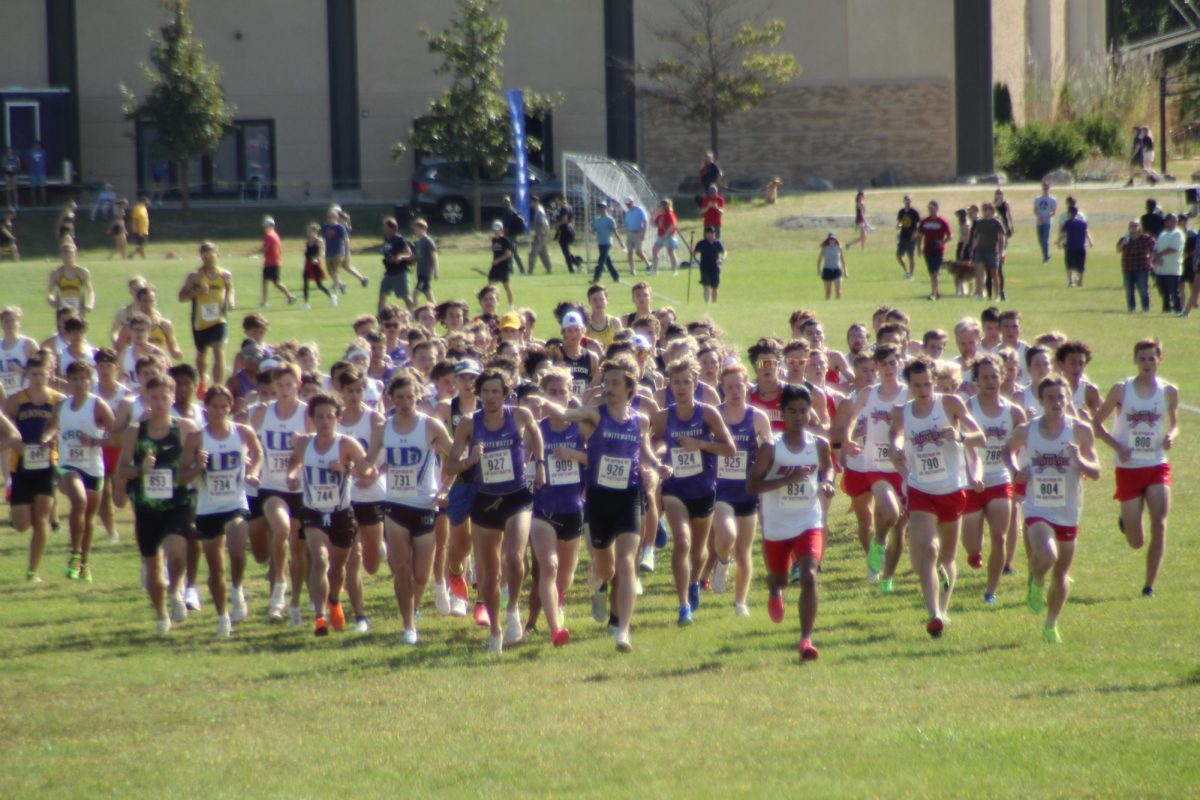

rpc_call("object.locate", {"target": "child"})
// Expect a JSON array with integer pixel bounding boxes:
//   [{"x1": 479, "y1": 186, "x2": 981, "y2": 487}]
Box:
[
  {"x1": 302, "y1": 223, "x2": 334, "y2": 309},
  {"x1": 817, "y1": 231, "x2": 847, "y2": 300}
]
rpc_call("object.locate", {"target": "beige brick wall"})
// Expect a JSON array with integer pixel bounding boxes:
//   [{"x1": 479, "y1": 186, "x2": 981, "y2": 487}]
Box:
[
  {"x1": 638, "y1": 81, "x2": 955, "y2": 194},
  {"x1": 993, "y1": 0, "x2": 1029, "y2": 125}
]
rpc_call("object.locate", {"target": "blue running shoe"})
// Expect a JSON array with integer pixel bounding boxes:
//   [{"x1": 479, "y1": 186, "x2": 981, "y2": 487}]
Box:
[
  {"x1": 677, "y1": 605, "x2": 694, "y2": 626},
  {"x1": 655, "y1": 520, "x2": 669, "y2": 549},
  {"x1": 687, "y1": 581, "x2": 700, "y2": 611},
  {"x1": 789, "y1": 563, "x2": 802, "y2": 584},
  {"x1": 983, "y1": 592, "x2": 997, "y2": 605}
]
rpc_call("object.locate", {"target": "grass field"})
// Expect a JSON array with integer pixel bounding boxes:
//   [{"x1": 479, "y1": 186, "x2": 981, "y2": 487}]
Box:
[{"x1": 2, "y1": 184, "x2": 1199, "y2": 798}]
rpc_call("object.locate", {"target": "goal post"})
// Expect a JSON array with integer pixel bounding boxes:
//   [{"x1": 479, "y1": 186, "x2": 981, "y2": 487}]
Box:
[{"x1": 561, "y1": 152, "x2": 664, "y2": 267}]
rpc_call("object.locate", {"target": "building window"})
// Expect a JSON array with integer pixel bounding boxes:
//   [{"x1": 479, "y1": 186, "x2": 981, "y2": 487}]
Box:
[{"x1": 136, "y1": 119, "x2": 276, "y2": 198}]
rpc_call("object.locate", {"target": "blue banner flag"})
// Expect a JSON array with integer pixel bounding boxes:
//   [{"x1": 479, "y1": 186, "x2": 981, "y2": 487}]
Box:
[{"x1": 506, "y1": 89, "x2": 529, "y2": 226}]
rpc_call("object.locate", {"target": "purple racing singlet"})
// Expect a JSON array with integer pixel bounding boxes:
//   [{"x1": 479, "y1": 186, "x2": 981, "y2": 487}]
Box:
[
  {"x1": 587, "y1": 405, "x2": 642, "y2": 491},
  {"x1": 662, "y1": 402, "x2": 716, "y2": 499},
  {"x1": 715, "y1": 405, "x2": 756, "y2": 505},
  {"x1": 535, "y1": 417, "x2": 584, "y2": 515},
  {"x1": 472, "y1": 406, "x2": 527, "y2": 495}
]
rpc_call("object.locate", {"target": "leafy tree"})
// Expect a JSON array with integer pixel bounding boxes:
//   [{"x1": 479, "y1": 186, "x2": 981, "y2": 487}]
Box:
[
  {"x1": 401, "y1": 0, "x2": 556, "y2": 229},
  {"x1": 640, "y1": 0, "x2": 802, "y2": 158},
  {"x1": 121, "y1": 0, "x2": 234, "y2": 220}
]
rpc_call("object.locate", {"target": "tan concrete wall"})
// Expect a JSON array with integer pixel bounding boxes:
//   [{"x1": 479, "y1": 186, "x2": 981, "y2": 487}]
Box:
[
  {"x1": 74, "y1": 0, "x2": 330, "y2": 200},
  {"x1": 0, "y1": 0, "x2": 49, "y2": 89},
  {"x1": 640, "y1": 81, "x2": 956, "y2": 193},
  {"x1": 846, "y1": 0, "x2": 955, "y2": 81},
  {"x1": 992, "y1": 0, "x2": 1028, "y2": 125},
  {"x1": 357, "y1": 0, "x2": 608, "y2": 201},
  {"x1": 1066, "y1": 0, "x2": 1106, "y2": 64}
]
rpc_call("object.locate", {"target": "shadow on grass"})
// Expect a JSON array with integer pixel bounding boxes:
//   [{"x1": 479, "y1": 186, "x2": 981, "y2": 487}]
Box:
[
  {"x1": 837, "y1": 639, "x2": 1022, "y2": 664},
  {"x1": 1013, "y1": 672, "x2": 1200, "y2": 700}
]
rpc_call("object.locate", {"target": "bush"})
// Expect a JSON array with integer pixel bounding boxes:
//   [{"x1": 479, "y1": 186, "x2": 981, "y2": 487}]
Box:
[
  {"x1": 1001, "y1": 121, "x2": 1088, "y2": 179},
  {"x1": 1070, "y1": 113, "x2": 1123, "y2": 158},
  {"x1": 993, "y1": 122, "x2": 1016, "y2": 173}
]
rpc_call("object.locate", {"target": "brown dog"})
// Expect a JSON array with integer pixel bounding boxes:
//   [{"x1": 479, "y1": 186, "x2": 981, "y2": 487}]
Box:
[{"x1": 765, "y1": 177, "x2": 783, "y2": 205}]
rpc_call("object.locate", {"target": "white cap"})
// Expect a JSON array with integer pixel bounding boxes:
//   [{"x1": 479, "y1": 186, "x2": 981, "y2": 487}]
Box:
[
  {"x1": 492, "y1": 220, "x2": 505, "y2": 231},
  {"x1": 561, "y1": 311, "x2": 585, "y2": 330},
  {"x1": 262, "y1": 215, "x2": 275, "y2": 227}
]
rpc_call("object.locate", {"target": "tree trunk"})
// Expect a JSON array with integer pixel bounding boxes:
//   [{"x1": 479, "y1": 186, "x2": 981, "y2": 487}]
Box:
[
  {"x1": 471, "y1": 159, "x2": 483, "y2": 230},
  {"x1": 179, "y1": 157, "x2": 191, "y2": 222},
  {"x1": 709, "y1": 117, "x2": 719, "y2": 161}
]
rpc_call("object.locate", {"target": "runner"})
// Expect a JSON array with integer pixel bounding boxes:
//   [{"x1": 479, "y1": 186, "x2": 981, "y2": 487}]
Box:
[
  {"x1": 1055, "y1": 340, "x2": 1102, "y2": 420},
  {"x1": 488, "y1": 220, "x2": 516, "y2": 308},
  {"x1": 6, "y1": 355, "x2": 60, "y2": 582},
  {"x1": 435, "y1": 359, "x2": 480, "y2": 620},
  {"x1": 746, "y1": 384, "x2": 834, "y2": 662},
  {"x1": 93, "y1": 348, "x2": 128, "y2": 543},
  {"x1": 585, "y1": 284, "x2": 623, "y2": 348},
  {"x1": 446, "y1": 368, "x2": 545, "y2": 653},
  {"x1": 180, "y1": 385, "x2": 262, "y2": 635},
  {"x1": 0, "y1": 307, "x2": 38, "y2": 397},
  {"x1": 117, "y1": 375, "x2": 200, "y2": 633},
  {"x1": 559, "y1": 310, "x2": 597, "y2": 398},
  {"x1": 962, "y1": 354, "x2": 1025, "y2": 603},
  {"x1": 56, "y1": 361, "x2": 115, "y2": 583},
  {"x1": 711, "y1": 362, "x2": 773, "y2": 615},
  {"x1": 178, "y1": 242, "x2": 235, "y2": 390},
  {"x1": 652, "y1": 356, "x2": 735, "y2": 626},
  {"x1": 46, "y1": 242, "x2": 94, "y2": 317},
  {"x1": 322, "y1": 206, "x2": 368, "y2": 293},
  {"x1": 118, "y1": 313, "x2": 168, "y2": 386},
  {"x1": 1006, "y1": 376, "x2": 1101, "y2": 642},
  {"x1": 1091, "y1": 338, "x2": 1177, "y2": 597},
  {"x1": 888, "y1": 356, "x2": 983, "y2": 637},
  {"x1": 748, "y1": 338, "x2": 786, "y2": 432}
]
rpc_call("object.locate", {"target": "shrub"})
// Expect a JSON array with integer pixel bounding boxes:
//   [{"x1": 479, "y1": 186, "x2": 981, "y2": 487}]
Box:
[
  {"x1": 1070, "y1": 113, "x2": 1123, "y2": 158},
  {"x1": 1001, "y1": 121, "x2": 1088, "y2": 179},
  {"x1": 993, "y1": 122, "x2": 1016, "y2": 173}
]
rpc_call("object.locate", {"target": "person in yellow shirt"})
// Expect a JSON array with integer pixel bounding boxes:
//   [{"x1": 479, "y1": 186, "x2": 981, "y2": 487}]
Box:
[
  {"x1": 129, "y1": 195, "x2": 150, "y2": 260},
  {"x1": 46, "y1": 242, "x2": 95, "y2": 317},
  {"x1": 178, "y1": 241, "x2": 235, "y2": 390}
]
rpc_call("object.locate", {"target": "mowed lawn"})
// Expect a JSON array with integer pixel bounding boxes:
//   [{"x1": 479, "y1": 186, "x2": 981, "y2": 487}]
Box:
[{"x1": 1, "y1": 185, "x2": 1199, "y2": 798}]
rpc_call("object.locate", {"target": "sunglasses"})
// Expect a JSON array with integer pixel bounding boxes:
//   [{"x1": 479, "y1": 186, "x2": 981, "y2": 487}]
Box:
[{"x1": 756, "y1": 358, "x2": 779, "y2": 369}]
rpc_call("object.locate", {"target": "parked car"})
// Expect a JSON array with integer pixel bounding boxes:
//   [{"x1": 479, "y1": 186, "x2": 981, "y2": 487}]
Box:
[{"x1": 410, "y1": 159, "x2": 563, "y2": 226}]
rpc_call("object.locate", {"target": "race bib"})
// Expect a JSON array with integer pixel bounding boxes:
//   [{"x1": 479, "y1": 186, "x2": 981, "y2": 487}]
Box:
[
  {"x1": 206, "y1": 470, "x2": 238, "y2": 500},
  {"x1": 915, "y1": 450, "x2": 948, "y2": 485},
  {"x1": 984, "y1": 446, "x2": 1005, "y2": 467},
  {"x1": 144, "y1": 468, "x2": 174, "y2": 499},
  {"x1": 1033, "y1": 474, "x2": 1066, "y2": 508},
  {"x1": 0, "y1": 371, "x2": 20, "y2": 393},
  {"x1": 387, "y1": 465, "x2": 418, "y2": 501},
  {"x1": 62, "y1": 296, "x2": 81, "y2": 311},
  {"x1": 65, "y1": 445, "x2": 88, "y2": 465},
  {"x1": 23, "y1": 444, "x2": 50, "y2": 470},
  {"x1": 200, "y1": 303, "x2": 221, "y2": 322},
  {"x1": 1129, "y1": 430, "x2": 1158, "y2": 456},
  {"x1": 481, "y1": 449, "x2": 514, "y2": 484},
  {"x1": 265, "y1": 451, "x2": 290, "y2": 481},
  {"x1": 717, "y1": 451, "x2": 747, "y2": 481},
  {"x1": 548, "y1": 455, "x2": 580, "y2": 486},
  {"x1": 309, "y1": 482, "x2": 339, "y2": 512},
  {"x1": 780, "y1": 478, "x2": 812, "y2": 507},
  {"x1": 596, "y1": 455, "x2": 631, "y2": 489},
  {"x1": 572, "y1": 378, "x2": 589, "y2": 398},
  {"x1": 670, "y1": 447, "x2": 702, "y2": 478},
  {"x1": 870, "y1": 443, "x2": 891, "y2": 469}
]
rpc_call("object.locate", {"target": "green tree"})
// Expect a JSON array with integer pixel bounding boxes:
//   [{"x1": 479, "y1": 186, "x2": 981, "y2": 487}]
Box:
[
  {"x1": 121, "y1": 0, "x2": 234, "y2": 220},
  {"x1": 401, "y1": 0, "x2": 556, "y2": 229},
  {"x1": 640, "y1": 0, "x2": 802, "y2": 159}
]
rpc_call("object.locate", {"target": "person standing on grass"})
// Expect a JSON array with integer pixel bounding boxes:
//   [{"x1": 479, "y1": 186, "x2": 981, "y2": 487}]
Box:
[
  {"x1": 1152, "y1": 213, "x2": 1184, "y2": 313},
  {"x1": 1057, "y1": 206, "x2": 1093, "y2": 289},
  {"x1": 1140, "y1": 198, "x2": 1165, "y2": 238},
  {"x1": 1005, "y1": 376, "x2": 1100, "y2": 644},
  {"x1": 253, "y1": 217, "x2": 297, "y2": 308},
  {"x1": 699, "y1": 151, "x2": 723, "y2": 192},
  {"x1": 1033, "y1": 181, "x2": 1057, "y2": 263},
  {"x1": 554, "y1": 198, "x2": 582, "y2": 273},
  {"x1": 1091, "y1": 338, "x2": 1177, "y2": 599},
  {"x1": 129, "y1": 196, "x2": 150, "y2": 260},
  {"x1": 746, "y1": 384, "x2": 833, "y2": 662},
  {"x1": 1116, "y1": 219, "x2": 1155, "y2": 313},
  {"x1": 488, "y1": 220, "x2": 517, "y2": 308},
  {"x1": 848, "y1": 190, "x2": 870, "y2": 250},
  {"x1": 817, "y1": 231, "x2": 846, "y2": 300},
  {"x1": 1177, "y1": 214, "x2": 1197, "y2": 317},
  {"x1": 700, "y1": 185, "x2": 725, "y2": 240},
  {"x1": 501, "y1": 196, "x2": 527, "y2": 276},
  {"x1": 622, "y1": 196, "x2": 650, "y2": 276},
  {"x1": 178, "y1": 242, "x2": 235, "y2": 391},
  {"x1": 57, "y1": 360, "x2": 115, "y2": 585},
  {"x1": 527, "y1": 196, "x2": 552, "y2": 275},
  {"x1": 411, "y1": 218, "x2": 440, "y2": 305},
  {"x1": 592, "y1": 201, "x2": 623, "y2": 284},
  {"x1": 694, "y1": 226, "x2": 725, "y2": 304},
  {"x1": 917, "y1": 201, "x2": 952, "y2": 301},
  {"x1": 651, "y1": 198, "x2": 680, "y2": 275},
  {"x1": 895, "y1": 194, "x2": 920, "y2": 279},
  {"x1": 970, "y1": 203, "x2": 1006, "y2": 300}
]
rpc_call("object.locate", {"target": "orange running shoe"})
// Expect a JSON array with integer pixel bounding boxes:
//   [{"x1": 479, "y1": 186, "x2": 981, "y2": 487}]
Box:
[
  {"x1": 449, "y1": 572, "x2": 469, "y2": 600},
  {"x1": 329, "y1": 601, "x2": 346, "y2": 632},
  {"x1": 314, "y1": 616, "x2": 329, "y2": 637}
]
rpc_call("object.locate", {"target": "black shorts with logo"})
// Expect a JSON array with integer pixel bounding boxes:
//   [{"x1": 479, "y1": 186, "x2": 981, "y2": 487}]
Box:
[
  {"x1": 299, "y1": 507, "x2": 358, "y2": 549},
  {"x1": 195, "y1": 509, "x2": 247, "y2": 539},
  {"x1": 385, "y1": 503, "x2": 437, "y2": 536},
  {"x1": 470, "y1": 487, "x2": 533, "y2": 530}
]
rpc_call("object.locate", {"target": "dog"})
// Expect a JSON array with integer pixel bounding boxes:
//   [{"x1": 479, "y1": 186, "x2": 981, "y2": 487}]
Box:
[{"x1": 765, "y1": 176, "x2": 783, "y2": 205}]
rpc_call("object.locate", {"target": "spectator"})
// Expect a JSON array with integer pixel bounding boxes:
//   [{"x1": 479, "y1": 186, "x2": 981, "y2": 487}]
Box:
[
  {"x1": 527, "y1": 196, "x2": 552, "y2": 274},
  {"x1": 917, "y1": 200, "x2": 952, "y2": 301},
  {"x1": 1140, "y1": 126, "x2": 1163, "y2": 184},
  {"x1": 26, "y1": 141, "x2": 47, "y2": 206},
  {"x1": 895, "y1": 194, "x2": 920, "y2": 279},
  {"x1": 412, "y1": 217, "x2": 439, "y2": 304},
  {"x1": 591, "y1": 200, "x2": 623, "y2": 284},
  {"x1": 150, "y1": 159, "x2": 170, "y2": 204},
  {"x1": 1032, "y1": 181, "x2": 1057, "y2": 263},
  {"x1": 1125, "y1": 125, "x2": 1144, "y2": 187},
  {"x1": 699, "y1": 152, "x2": 722, "y2": 191},
  {"x1": 651, "y1": 198, "x2": 680, "y2": 275},
  {"x1": 3, "y1": 148, "x2": 20, "y2": 209},
  {"x1": 0, "y1": 207, "x2": 18, "y2": 261},
  {"x1": 1179, "y1": 214, "x2": 1199, "y2": 317},
  {"x1": 622, "y1": 196, "x2": 649, "y2": 275},
  {"x1": 91, "y1": 183, "x2": 117, "y2": 221},
  {"x1": 1116, "y1": 220, "x2": 1154, "y2": 312},
  {"x1": 502, "y1": 196, "x2": 527, "y2": 275},
  {"x1": 1152, "y1": 212, "x2": 1184, "y2": 313},
  {"x1": 700, "y1": 184, "x2": 725, "y2": 239},
  {"x1": 129, "y1": 195, "x2": 150, "y2": 259},
  {"x1": 694, "y1": 226, "x2": 725, "y2": 304},
  {"x1": 970, "y1": 202, "x2": 1006, "y2": 300},
  {"x1": 554, "y1": 198, "x2": 582, "y2": 273},
  {"x1": 1140, "y1": 198, "x2": 1165, "y2": 239},
  {"x1": 1056, "y1": 205, "x2": 1093, "y2": 289}
]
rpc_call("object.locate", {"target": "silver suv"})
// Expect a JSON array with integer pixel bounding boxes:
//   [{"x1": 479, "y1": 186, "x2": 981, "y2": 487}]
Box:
[{"x1": 410, "y1": 159, "x2": 563, "y2": 226}]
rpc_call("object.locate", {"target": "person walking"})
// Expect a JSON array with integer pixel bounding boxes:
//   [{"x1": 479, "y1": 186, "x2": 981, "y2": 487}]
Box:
[
  {"x1": 694, "y1": 226, "x2": 726, "y2": 304},
  {"x1": 502, "y1": 196, "x2": 528, "y2": 275},
  {"x1": 1116, "y1": 220, "x2": 1155, "y2": 313},
  {"x1": 1033, "y1": 182, "x2": 1057, "y2": 263},
  {"x1": 917, "y1": 201, "x2": 952, "y2": 301},
  {"x1": 554, "y1": 199, "x2": 582, "y2": 273},
  {"x1": 622, "y1": 196, "x2": 650, "y2": 275},
  {"x1": 970, "y1": 203, "x2": 1007, "y2": 300},
  {"x1": 527, "y1": 196, "x2": 552, "y2": 274},
  {"x1": 591, "y1": 201, "x2": 623, "y2": 284},
  {"x1": 253, "y1": 217, "x2": 297, "y2": 308},
  {"x1": 817, "y1": 231, "x2": 846, "y2": 300},
  {"x1": 412, "y1": 218, "x2": 439, "y2": 304},
  {"x1": 895, "y1": 194, "x2": 921, "y2": 279}
]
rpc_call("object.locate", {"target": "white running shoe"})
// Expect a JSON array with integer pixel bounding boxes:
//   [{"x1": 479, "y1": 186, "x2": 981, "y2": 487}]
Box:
[
  {"x1": 590, "y1": 588, "x2": 607, "y2": 622},
  {"x1": 184, "y1": 585, "x2": 202, "y2": 611},
  {"x1": 402, "y1": 627, "x2": 419, "y2": 645},
  {"x1": 230, "y1": 586, "x2": 248, "y2": 623},
  {"x1": 450, "y1": 596, "x2": 468, "y2": 617},
  {"x1": 734, "y1": 602, "x2": 751, "y2": 617},
  {"x1": 639, "y1": 547, "x2": 655, "y2": 573},
  {"x1": 433, "y1": 581, "x2": 451, "y2": 615},
  {"x1": 288, "y1": 604, "x2": 302, "y2": 627},
  {"x1": 330, "y1": 294, "x2": 339, "y2": 308},
  {"x1": 487, "y1": 633, "x2": 504, "y2": 654},
  {"x1": 615, "y1": 629, "x2": 633, "y2": 653},
  {"x1": 713, "y1": 560, "x2": 729, "y2": 594},
  {"x1": 465, "y1": 554, "x2": 476, "y2": 586},
  {"x1": 635, "y1": 576, "x2": 644, "y2": 596},
  {"x1": 168, "y1": 590, "x2": 188, "y2": 623},
  {"x1": 156, "y1": 617, "x2": 172, "y2": 636},
  {"x1": 267, "y1": 582, "x2": 286, "y2": 622},
  {"x1": 107, "y1": 529, "x2": 120, "y2": 544},
  {"x1": 504, "y1": 609, "x2": 524, "y2": 644},
  {"x1": 300, "y1": 302, "x2": 311, "y2": 310},
  {"x1": 216, "y1": 614, "x2": 232, "y2": 638},
  {"x1": 355, "y1": 616, "x2": 371, "y2": 634},
  {"x1": 866, "y1": 568, "x2": 880, "y2": 582}
]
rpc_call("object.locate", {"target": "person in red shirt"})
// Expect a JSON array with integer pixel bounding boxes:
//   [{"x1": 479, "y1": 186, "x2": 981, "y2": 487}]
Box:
[
  {"x1": 253, "y1": 216, "x2": 297, "y2": 308},
  {"x1": 700, "y1": 185, "x2": 725, "y2": 240},
  {"x1": 917, "y1": 201, "x2": 953, "y2": 301}
]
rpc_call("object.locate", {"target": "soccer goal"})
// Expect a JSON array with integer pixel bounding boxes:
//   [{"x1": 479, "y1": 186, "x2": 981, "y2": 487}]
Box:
[{"x1": 561, "y1": 152, "x2": 663, "y2": 265}]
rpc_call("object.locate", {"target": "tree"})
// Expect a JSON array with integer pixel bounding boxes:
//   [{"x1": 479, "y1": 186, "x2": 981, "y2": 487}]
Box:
[
  {"x1": 121, "y1": 0, "x2": 234, "y2": 220},
  {"x1": 401, "y1": 0, "x2": 556, "y2": 229},
  {"x1": 640, "y1": 0, "x2": 802, "y2": 159}
]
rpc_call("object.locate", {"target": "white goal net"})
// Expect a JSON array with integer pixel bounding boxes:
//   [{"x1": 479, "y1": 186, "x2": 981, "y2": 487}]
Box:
[{"x1": 561, "y1": 152, "x2": 664, "y2": 263}]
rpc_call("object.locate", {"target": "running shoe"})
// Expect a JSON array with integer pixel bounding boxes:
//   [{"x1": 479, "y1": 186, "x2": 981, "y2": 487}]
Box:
[
  {"x1": 79, "y1": 564, "x2": 92, "y2": 584},
  {"x1": 639, "y1": 546, "x2": 656, "y2": 573},
  {"x1": 107, "y1": 529, "x2": 120, "y2": 544},
  {"x1": 1041, "y1": 624, "x2": 1061, "y2": 643},
  {"x1": 433, "y1": 581, "x2": 451, "y2": 615},
  {"x1": 355, "y1": 615, "x2": 371, "y2": 634},
  {"x1": 615, "y1": 629, "x2": 633, "y2": 653},
  {"x1": 967, "y1": 552, "x2": 983, "y2": 570},
  {"x1": 866, "y1": 568, "x2": 880, "y2": 582},
  {"x1": 504, "y1": 609, "x2": 524, "y2": 645},
  {"x1": 938, "y1": 565, "x2": 950, "y2": 593},
  {"x1": 789, "y1": 563, "x2": 801, "y2": 584},
  {"x1": 26, "y1": 571, "x2": 42, "y2": 584},
  {"x1": 983, "y1": 592, "x2": 997, "y2": 605},
  {"x1": 1142, "y1": 586, "x2": 1155, "y2": 598},
  {"x1": 866, "y1": 540, "x2": 885, "y2": 573},
  {"x1": 448, "y1": 572, "x2": 469, "y2": 600},
  {"x1": 551, "y1": 627, "x2": 571, "y2": 647},
  {"x1": 287, "y1": 295, "x2": 297, "y2": 306},
  {"x1": 402, "y1": 628, "x2": 419, "y2": 645},
  {"x1": 688, "y1": 581, "x2": 700, "y2": 611},
  {"x1": 156, "y1": 617, "x2": 172, "y2": 636},
  {"x1": 677, "y1": 604, "x2": 694, "y2": 626},
  {"x1": 314, "y1": 616, "x2": 329, "y2": 636},
  {"x1": 289, "y1": 604, "x2": 303, "y2": 627},
  {"x1": 1026, "y1": 576, "x2": 1046, "y2": 614},
  {"x1": 168, "y1": 590, "x2": 188, "y2": 623},
  {"x1": 487, "y1": 633, "x2": 504, "y2": 654},
  {"x1": 230, "y1": 587, "x2": 248, "y2": 623},
  {"x1": 655, "y1": 520, "x2": 669, "y2": 549},
  {"x1": 329, "y1": 601, "x2": 346, "y2": 632},
  {"x1": 1002, "y1": 564, "x2": 1014, "y2": 576},
  {"x1": 607, "y1": 614, "x2": 619, "y2": 637},
  {"x1": 65, "y1": 552, "x2": 81, "y2": 580},
  {"x1": 767, "y1": 593, "x2": 784, "y2": 624},
  {"x1": 712, "y1": 560, "x2": 728, "y2": 594},
  {"x1": 879, "y1": 578, "x2": 894, "y2": 595},
  {"x1": 185, "y1": 585, "x2": 202, "y2": 611},
  {"x1": 450, "y1": 596, "x2": 468, "y2": 617},
  {"x1": 590, "y1": 587, "x2": 608, "y2": 623},
  {"x1": 216, "y1": 614, "x2": 232, "y2": 638},
  {"x1": 473, "y1": 602, "x2": 491, "y2": 627},
  {"x1": 267, "y1": 582, "x2": 286, "y2": 622},
  {"x1": 734, "y1": 602, "x2": 751, "y2": 617},
  {"x1": 330, "y1": 294, "x2": 339, "y2": 308},
  {"x1": 634, "y1": 575, "x2": 644, "y2": 596},
  {"x1": 926, "y1": 616, "x2": 944, "y2": 638},
  {"x1": 798, "y1": 638, "x2": 820, "y2": 661},
  {"x1": 300, "y1": 302, "x2": 311, "y2": 310},
  {"x1": 359, "y1": 274, "x2": 369, "y2": 288}
]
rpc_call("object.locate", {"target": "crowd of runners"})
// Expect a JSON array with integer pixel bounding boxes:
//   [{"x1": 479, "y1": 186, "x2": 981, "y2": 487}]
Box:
[{"x1": 0, "y1": 201, "x2": 1179, "y2": 663}]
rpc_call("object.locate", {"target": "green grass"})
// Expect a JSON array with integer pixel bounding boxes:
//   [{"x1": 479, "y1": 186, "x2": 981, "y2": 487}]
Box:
[{"x1": 3, "y1": 184, "x2": 1200, "y2": 798}]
